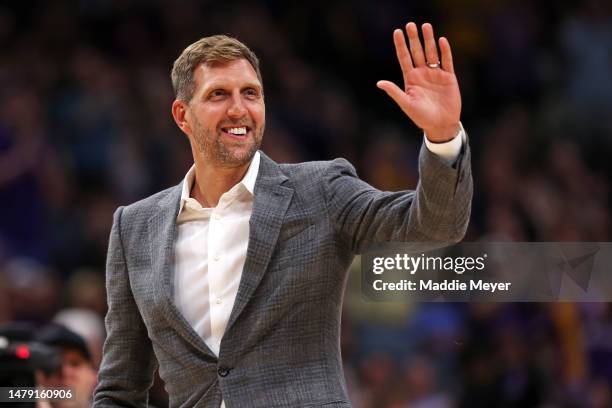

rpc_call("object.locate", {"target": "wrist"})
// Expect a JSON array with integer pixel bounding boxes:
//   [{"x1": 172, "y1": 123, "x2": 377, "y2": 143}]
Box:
[{"x1": 424, "y1": 123, "x2": 461, "y2": 143}]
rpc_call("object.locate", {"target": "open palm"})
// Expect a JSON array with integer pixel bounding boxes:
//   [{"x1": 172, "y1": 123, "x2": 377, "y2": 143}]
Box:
[{"x1": 377, "y1": 22, "x2": 461, "y2": 142}]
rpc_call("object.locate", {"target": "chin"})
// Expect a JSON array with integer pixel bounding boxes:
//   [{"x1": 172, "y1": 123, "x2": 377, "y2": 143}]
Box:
[{"x1": 220, "y1": 148, "x2": 257, "y2": 167}]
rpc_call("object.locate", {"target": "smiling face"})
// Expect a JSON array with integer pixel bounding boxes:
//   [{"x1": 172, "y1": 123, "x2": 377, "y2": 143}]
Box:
[{"x1": 174, "y1": 58, "x2": 265, "y2": 168}]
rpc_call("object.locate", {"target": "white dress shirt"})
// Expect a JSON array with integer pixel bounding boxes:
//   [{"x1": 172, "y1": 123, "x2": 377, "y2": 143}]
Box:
[{"x1": 174, "y1": 151, "x2": 260, "y2": 357}]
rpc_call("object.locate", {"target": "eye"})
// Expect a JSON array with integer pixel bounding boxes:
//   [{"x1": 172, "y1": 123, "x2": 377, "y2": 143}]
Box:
[
  {"x1": 244, "y1": 88, "x2": 260, "y2": 99},
  {"x1": 208, "y1": 89, "x2": 226, "y2": 100}
]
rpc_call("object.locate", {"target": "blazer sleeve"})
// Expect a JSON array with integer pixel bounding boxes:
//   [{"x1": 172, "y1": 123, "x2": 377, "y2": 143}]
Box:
[
  {"x1": 324, "y1": 139, "x2": 473, "y2": 254},
  {"x1": 93, "y1": 207, "x2": 158, "y2": 407}
]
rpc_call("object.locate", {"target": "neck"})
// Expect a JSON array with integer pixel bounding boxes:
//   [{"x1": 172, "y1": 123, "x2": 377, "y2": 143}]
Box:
[{"x1": 191, "y1": 157, "x2": 251, "y2": 208}]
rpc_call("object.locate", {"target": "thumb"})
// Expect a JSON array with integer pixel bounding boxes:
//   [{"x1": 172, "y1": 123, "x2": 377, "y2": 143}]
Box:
[{"x1": 376, "y1": 80, "x2": 408, "y2": 109}]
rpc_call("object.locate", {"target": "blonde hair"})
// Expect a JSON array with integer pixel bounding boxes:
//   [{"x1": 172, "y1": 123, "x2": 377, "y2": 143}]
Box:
[{"x1": 171, "y1": 35, "x2": 262, "y2": 102}]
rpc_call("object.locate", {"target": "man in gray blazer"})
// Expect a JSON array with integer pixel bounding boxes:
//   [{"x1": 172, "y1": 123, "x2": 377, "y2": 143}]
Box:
[{"x1": 94, "y1": 21, "x2": 472, "y2": 407}]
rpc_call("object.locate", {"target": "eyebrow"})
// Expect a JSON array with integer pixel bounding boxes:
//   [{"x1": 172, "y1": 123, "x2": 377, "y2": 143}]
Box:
[{"x1": 202, "y1": 82, "x2": 262, "y2": 94}]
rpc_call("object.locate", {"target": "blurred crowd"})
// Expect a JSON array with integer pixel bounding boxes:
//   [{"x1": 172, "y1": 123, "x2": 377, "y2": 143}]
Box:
[{"x1": 1, "y1": 0, "x2": 611, "y2": 407}]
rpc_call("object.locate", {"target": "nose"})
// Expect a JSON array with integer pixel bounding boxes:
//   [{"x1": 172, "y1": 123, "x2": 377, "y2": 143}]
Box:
[{"x1": 227, "y1": 91, "x2": 247, "y2": 119}]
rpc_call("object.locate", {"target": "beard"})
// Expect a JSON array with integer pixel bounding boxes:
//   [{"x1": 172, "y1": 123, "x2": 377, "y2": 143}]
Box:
[{"x1": 191, "y1": 117, "x2": 264, "y2": 168}]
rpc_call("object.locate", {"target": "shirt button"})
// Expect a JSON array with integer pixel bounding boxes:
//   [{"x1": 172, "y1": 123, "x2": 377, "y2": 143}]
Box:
[
  {"x1": 218, "y1": 366, "x2": 230, "y2": 377},
  {"x1": 213, "y1": 255, "x2": 220, "y2": 262},
  {"x1": 213, "y1": 214, "x2": 221, "y2": 220},
  {"x1": 216, "y1": 298, "x2": 223, "y2": 304}
]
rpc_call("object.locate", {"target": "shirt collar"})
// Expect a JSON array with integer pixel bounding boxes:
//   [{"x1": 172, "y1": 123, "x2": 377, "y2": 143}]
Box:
[{"x1": 178, "y1": 151, "x2": 261, "y2": 214}]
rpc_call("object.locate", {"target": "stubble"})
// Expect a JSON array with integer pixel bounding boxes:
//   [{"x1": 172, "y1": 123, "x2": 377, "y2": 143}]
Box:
[{"x1": 191, "y1": 117, "x2": 264, "y2": 168}]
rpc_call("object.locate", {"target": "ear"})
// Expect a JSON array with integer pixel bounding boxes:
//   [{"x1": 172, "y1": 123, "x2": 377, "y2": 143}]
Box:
[{"x1": 171, "y1": 99, "x2": 192, "y2": 136}]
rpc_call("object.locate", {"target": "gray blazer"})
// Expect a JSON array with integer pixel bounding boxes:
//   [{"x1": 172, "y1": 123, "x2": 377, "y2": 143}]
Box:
[{"x1": 94, "y1": 143, "x2": 472, "y2": 408}]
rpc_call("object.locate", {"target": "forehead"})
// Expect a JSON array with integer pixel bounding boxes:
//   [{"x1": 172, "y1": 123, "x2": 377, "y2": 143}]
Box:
[{"x1": 193, "y1": 59, "x2": 261, "y2": 91}]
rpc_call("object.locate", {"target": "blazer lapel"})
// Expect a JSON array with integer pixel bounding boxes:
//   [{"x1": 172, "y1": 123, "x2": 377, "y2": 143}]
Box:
[
  {"x1": 148, "y1": 184, "x2": 217, "y2": 360},
  {"x1": 225, "y1": 152, "x2": 293, "y2": 332}
]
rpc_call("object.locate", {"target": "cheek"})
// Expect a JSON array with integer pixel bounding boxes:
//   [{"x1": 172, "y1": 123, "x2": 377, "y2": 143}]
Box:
[
  {"x1": 193, "y1": 114, "x2": 219, "y2": 133},
  {"x1": 194, "y1": 106, "x2": 224, "y2": 125},
  {"x1": 251, "y1": 104, "x2": 265, "y2": 124}
]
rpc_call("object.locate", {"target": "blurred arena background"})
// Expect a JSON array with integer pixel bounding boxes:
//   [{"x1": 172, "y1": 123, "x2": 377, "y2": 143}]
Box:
[{"x1": 1, "y1": 0, "x2": 611, "y2": 407}]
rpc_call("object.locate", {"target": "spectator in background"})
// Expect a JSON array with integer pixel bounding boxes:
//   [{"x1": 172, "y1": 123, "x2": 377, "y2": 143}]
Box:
[
  {"x1": 36, "y1": 323, "x2": 97, "y2": 408},
  {"x1": 54, "y1": 307, "x2": 106, "y2": 368}
]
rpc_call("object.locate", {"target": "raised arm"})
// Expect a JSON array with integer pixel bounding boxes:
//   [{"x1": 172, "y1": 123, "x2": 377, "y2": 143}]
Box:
[
  {"x1": 324, "y1": 149, "x2": 471, "y2": 254},
  {"x1": 325, "y1": 22, "x2": 471, "y2": 253}
]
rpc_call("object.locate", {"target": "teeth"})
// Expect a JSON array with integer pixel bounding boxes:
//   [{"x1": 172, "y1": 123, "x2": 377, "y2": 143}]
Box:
[{"x1": 227, "y1": 127, "x2": 247, "y2": 135}]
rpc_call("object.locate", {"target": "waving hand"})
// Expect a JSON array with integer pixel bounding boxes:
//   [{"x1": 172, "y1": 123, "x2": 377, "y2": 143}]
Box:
[{"x1": 377, "y1": 22, "x2": 461, "y2": 142}]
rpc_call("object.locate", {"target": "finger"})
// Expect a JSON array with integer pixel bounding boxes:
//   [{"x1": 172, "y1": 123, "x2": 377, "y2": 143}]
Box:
[
  {"x1": 376, "y1": 80, "x2": 410, "y2": 112},
  {"x1": 406, "y1": 22, "x2": 426, "y2": 67},
  {"x1": 393, "y1": 29, "x2": 413, "y2": 87},
  {"x1": 439, "y1": 37, "x2": 455, "y2": 73},
  {"x1": 422, "y1": 23, "x2": 440, "y2": 65}
]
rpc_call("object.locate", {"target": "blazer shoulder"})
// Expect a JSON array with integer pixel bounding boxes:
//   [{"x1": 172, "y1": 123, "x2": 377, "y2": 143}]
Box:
[
  {"x1": 279, "y1": 157, "x2": 357, "y2": 183},
  {"x1": 119, "y1": 184, "x2": 181, "y2": 222}
]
